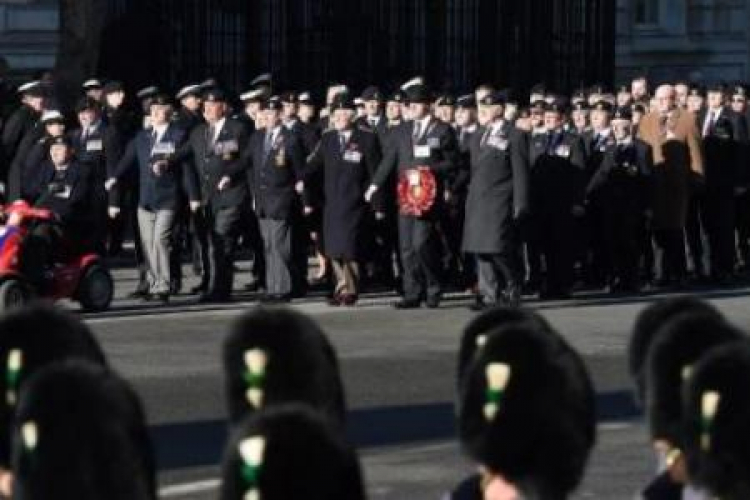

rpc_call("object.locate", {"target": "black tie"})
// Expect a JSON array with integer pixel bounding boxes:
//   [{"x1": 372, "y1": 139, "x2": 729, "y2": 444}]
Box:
[
  {"x1": 264, "y1": 131, "x2": 274, "y2": 156},
  {"x1": 413, "y1": 122, "x2": 422, "y2": 143},
  {"x1": 207, "y1": 124, "x2": 216, "y2": 148},
  {"x1": 339, "y1": 133, "x2": 347, "y2": 154}
]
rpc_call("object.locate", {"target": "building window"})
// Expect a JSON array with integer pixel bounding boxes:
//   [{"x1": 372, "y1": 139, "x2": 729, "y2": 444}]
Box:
[{"x1": 634, "y1": 0, "x2": 659, "y2": 25}]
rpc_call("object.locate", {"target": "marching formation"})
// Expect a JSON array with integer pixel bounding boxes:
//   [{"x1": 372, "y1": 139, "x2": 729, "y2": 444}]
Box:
[
  {"x1": 2, "y1": 73, "x2": 750, "y2": 308},
  {"x1": 0, "y1": 299, "x2": 747, "y2": 499}
]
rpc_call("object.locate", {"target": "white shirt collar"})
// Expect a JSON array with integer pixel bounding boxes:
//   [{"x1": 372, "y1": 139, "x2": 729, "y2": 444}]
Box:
[
  {"x1": 211, "y1": 117, "x2": 226, "y2": 141},
  {"x1": 616, "y1": 136, "x2": 633, "y2": 146},
  {"x1": 153, "y1": 123, "x2": 168, "y2": 140},
  {"x1": 490, "y1": 119, "x2": 505, "y2": 135}
]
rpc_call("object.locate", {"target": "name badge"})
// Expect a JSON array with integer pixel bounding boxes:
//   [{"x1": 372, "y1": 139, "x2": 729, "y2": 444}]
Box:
[
  {"x1": 275, "y1": 149, "x2": 286, "y2": 167},
  {"x1": 414, "y1": 145, "x2": 431, "y2": 158},
  {"x1": 86, "y1": 139, "x2": 103, "y2": 152},
  {"x1": 555, "y1": 144, "x2": 571, "y2": 158},
  {"x1": 427, "y1": 137, "x2": 440, "y2": 148},
  {"x1": 55, "y1": 185, "x2": 72, "y2": 199},
  {"x1": 488, "y1": 137, "x2": 509, "y2": 151},
  {"x1": 152, "y1": 141, "x2": 175, "y2": 156},
  {"x1": 214, "y1": 139, "x2": 239, "y2": 156},
  {"x1": 344, "y1": 150, "x2": 362, "y2": 163}
]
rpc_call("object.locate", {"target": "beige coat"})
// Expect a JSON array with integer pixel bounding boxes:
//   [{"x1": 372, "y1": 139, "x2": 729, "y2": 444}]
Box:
[{"x1": 637, "y1": 109, "x2": 704, "y2": 230}]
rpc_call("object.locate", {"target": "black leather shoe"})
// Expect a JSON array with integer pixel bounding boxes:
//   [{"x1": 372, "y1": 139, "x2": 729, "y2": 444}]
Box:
[
  {"x1": 393, "y1": 298, "x2": 421, "y2": 309},
  {"x1": 425, "y1": 297, "x2": 441, "y2": 309},
  {"x1": 155, "y1": 292, "x2": 170, "y2": 304},
  {"x1": 129, "y1": 288, "x2": 149, "y2": 299},
  {"x1": 469, "y1": 298, "x2": 486, "y2": 311}
]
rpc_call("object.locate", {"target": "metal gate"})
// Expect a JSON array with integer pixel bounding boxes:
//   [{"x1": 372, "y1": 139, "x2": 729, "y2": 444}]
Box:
[{"x1": 97, "y1": 0, "x2": 615, "y2": 97}]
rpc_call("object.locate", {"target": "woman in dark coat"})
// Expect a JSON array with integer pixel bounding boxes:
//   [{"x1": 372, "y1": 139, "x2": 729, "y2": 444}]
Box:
[{"x1": 306, "y1": 95, "x2": 381, "y2": 305}]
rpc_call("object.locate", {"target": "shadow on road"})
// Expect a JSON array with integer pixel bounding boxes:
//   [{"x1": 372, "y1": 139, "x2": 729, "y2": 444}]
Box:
[{"x1": 153, "y1": 389, "x2": 641, "y2": 470}]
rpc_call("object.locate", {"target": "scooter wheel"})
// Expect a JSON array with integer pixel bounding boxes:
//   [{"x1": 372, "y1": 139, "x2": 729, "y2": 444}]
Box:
[
  {"x1": 78, "y1": 265, "x2": 114, "y2": 312},
  {"x1": 0, "y1": 279, "x2": 28, "y2": 312}
]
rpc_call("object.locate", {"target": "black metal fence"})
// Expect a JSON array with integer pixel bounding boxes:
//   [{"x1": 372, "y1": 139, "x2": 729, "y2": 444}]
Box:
[{"x1": 97, "y1": 0, "x2": 615, "y2": 99}]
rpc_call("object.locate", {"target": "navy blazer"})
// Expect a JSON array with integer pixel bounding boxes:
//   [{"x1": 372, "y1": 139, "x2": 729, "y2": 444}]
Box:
[
  {"x1": 29, "y1": 161, "x2": 90, "y2": 227},
  {"x1": 113, "y1": 124, "x2": 198, "y2": 211}
]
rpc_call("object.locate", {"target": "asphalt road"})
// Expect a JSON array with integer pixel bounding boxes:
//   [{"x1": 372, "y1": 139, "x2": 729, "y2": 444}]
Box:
[{"x1": 71, "y1": 266, "x2": 750, "y2": 499}]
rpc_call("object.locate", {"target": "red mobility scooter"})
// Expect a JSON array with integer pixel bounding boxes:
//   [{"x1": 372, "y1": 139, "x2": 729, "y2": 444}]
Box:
[{"x1": 0, "y1": 200, "x2": 114, "y2": 312}]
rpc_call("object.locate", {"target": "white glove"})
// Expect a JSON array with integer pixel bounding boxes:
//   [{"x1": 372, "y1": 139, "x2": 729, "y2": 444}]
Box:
[
  {"x1": 295, "y1": 180, "x2": 305, "y2": 194},
  {"x1": 217, "y1": 176, "x2": 231, "y2": 191},
  {"x1": 189, "y1": 200, "x2": 202, "y2": 212},
  {"x1": 108, "y1": 206, "x2": 121, "y2": 219},
  {"x1": 105, "y1": 178, "x2": 117, "y2": 191},
  {"x1": 364, "y1": 184, "x2": 378, "y2": 203}
]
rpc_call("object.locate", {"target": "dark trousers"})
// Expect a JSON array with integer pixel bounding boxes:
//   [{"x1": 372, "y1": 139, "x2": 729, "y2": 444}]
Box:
[
  {"x1": 535, "y1": 209, "x2": 575, "y2": 295},
  {"x1": 475, "y1": 244, "x2": 522, "y2": 304},
  {"x1": 195, "y1": 205, "x2": 240, "y2": 298},
  {"x1": 736, "y1": 191, "x2": 750, "y2": 266},
  {"x1": 398, "y1": 214, "x2": 442, "y2": 301},
  {"x1": 705, "y1": 191, "x2": 736, "y2": 278},
  {"x1": 259, "y1": 218, "x2": 293, "y2": 296},
  {"x1": 602, "y1": 205, "x2": 641, "y2": 287},
  {"x1": 653, "y1": 228, "x2": 687, "y2": 282},
  {"x1": 685, "y1": 194, "x2": 707, "y2": 274}
]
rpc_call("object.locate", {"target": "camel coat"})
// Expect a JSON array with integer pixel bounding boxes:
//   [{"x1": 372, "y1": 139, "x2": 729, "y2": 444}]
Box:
[{"x1": 637, "y1": 108, "x2": 704, "y2": 230}]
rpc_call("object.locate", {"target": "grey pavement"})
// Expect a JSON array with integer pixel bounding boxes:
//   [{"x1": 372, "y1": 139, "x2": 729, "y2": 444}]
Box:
[{"x1": 72, "y1": 264, "x2": 750, "y2": 499}]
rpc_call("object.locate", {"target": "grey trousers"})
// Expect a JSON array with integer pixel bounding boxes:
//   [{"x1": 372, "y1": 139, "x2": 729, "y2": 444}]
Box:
[
  {"x1": 137, "y1": 207, "x2": 176, "y2": 294},
  {"x1": 476, "y1": 253, "x2": 518, "y2": 304},
  {"x1": 331, "y1": 259, "x2": 360, "y2": 296},
  {"x1": 259, "y1": 218, "x2": 292, "y2": 295}
]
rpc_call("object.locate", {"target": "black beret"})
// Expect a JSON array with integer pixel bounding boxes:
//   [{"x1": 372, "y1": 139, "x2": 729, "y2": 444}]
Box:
[
  {"x1": 102, "y1": 80, "x2": 124, "y2": 94},
  {"x1": 591, "y1": 100, "x2": 613, "y2": 113},
  {"x1": 203, "y1": 88, "x2": 228, "y2": 103},
  {"x1": 149, "y1": 93, "x2": 173, "y2": 107},
  {"x1": 478, "y1": 92, "x2": 506, "y2": 106},
  {"x1": 361, "y1": 86, "x2": 383, "y2": 102},
  {"x1": 330, "y1": 94, "x2": 356, "y2": 111},
  {"x1": 74, "y1": 96, "x2": 100, "y2": 113},
  {"x1": 455, "y1": 94, "x2": 476, "y2": 109},
  {"x1": 612, "y1": 106, "x2": 633, "y2": 121},
  {"x1": 280, "y1": 91, "x2": 298, "y2": 104},
  {"x1": 435, "y1": 94, "x2": 456, "y2": 107},
  {"x1": 298, "y1": 91, "x2": 315, "y2": 105},
  {"x1": 387, "y1": 90, "x2": 406, "y2": 103},
  {"x1": 405, "y1": 84, "x2": 433, "y2": 104}
]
